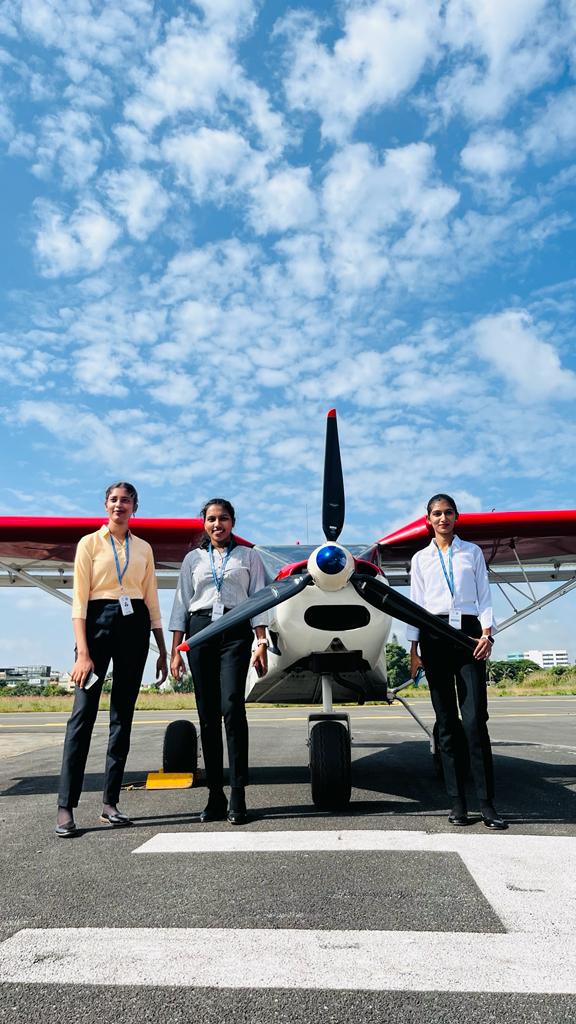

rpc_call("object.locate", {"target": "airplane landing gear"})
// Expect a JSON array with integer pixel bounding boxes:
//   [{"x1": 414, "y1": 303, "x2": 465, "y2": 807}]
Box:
[{"x1": 308, "y1": 674, "x2": 352, "y2": 810}]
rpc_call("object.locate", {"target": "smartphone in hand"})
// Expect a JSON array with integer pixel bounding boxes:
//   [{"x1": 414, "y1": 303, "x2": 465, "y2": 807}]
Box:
[{"x1": 84, "y1": 671, "x2": 99, "y2": 690}]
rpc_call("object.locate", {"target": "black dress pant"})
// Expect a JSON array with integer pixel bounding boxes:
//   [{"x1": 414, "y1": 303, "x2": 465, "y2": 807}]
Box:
[
  {"x1": 420, "y1": 615, "x2": 494, "y2": 802},
  {"x1": 186, "y1": 612, "x2": 253, "y2": 790},
  {"x1": 58, "y1": 600, "x2": 150, "y2": 808}
]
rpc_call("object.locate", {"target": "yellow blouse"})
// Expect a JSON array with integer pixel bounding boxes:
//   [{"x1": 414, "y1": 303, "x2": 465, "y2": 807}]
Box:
[{"x1": 71, "y1": 525, "x2": 162, "y2": 628}]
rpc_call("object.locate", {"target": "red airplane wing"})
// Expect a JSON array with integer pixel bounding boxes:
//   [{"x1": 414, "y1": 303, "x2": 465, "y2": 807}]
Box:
[
  {"x1": 374, "y1": 510, "x2": 576, "y2": 567},
  {"x1": 0, "y1": 516, "x2": 253, "y2": 567}
]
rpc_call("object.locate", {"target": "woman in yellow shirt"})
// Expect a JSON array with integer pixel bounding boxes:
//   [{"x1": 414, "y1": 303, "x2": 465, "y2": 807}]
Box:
[{"x1": 55, "y1": 482, "x2": 168, "y2": 836}]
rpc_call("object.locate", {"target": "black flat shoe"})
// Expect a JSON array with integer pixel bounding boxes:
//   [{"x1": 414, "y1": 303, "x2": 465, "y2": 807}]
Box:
[
  {"x1": 482, "y1": 813, "x2": 508, "y2": 830},
  {"x1": 55, "y1": 819, "x2": 78, "y2": 837},
  {"x1": 199, "y1": 796, "x2": 228, "y2": 823},
  {"x1": 100, "y1": 811, "x2": 132, "y2": 827},
  {"x1": 227, "y1": 809, "x2": 248, "y2": 825},
  {"x1": 448, "y1": 812, "x2": 469, "y2": 826}
]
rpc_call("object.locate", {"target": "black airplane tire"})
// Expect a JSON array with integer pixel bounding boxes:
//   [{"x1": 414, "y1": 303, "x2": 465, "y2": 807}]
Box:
[
  {"x1": 162, "y1": 719, "x2": 198, "y2": 773},
  {"x1": 309, "y1": 720, "x2": 351, "y2": 810}
]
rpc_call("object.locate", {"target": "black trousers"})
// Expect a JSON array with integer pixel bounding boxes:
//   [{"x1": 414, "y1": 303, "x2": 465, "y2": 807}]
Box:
[
  {"x1": 186, "y1": 613, "x2": 253, "y2": 790},
  {"x1": 58, "y1": 600, "x2": 150, "y2": 808},
  {"x1": 420, "y1": 615, "x2": 495, "y2": 802}
]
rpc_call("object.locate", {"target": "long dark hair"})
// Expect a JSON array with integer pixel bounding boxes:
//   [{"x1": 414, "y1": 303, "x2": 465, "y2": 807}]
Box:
[
  {"x1": 105, "y1": 481, "x2": 139, "y2": 513},
  {"x1": 200, "y1": 497, "x2": 236, "y2": 549}
]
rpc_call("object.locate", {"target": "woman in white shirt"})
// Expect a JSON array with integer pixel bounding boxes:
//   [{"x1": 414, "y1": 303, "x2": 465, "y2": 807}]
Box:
[
  {"x1": 409, "y1": 493, "x2": 507, "y2": 830},
  {"x1": 169, "y1": 498, "x2": 268, "y2": 825}
]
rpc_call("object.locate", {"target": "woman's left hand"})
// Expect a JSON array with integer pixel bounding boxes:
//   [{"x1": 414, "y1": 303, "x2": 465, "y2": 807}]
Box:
[
  {"x1": 473, "y1": 635, "x2": 493, "y2": 661},
  {"x1": 251, "y1": 644, "x2": 268, "y2": 678},
  {"x1": 156, "y1": 653, "x2": 168, "y2": 683}
]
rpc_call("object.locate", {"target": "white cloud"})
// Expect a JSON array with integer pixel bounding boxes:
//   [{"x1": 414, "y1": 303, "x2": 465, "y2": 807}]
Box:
[
  {"x1": 162, "y1": 127, "x2": 263, "y2": 201},
  {"x1": 275, "y1": 234, "x2": 327, "y2": 298},
  {"x1": 525, "y1": 87, "x2": 576, "y2": 161},
  {"x1": 102, "y1": 168, "x2": 169, "y2": 239},
  {"x1": 248, "y1": 167, "x2": 318, "y2": 234},
  {"x1": 34, "y1": 199, "x2": 120, "y2": 276},
  {"x1": 280, "y1": 0, "x2": 441, "y2": 141},
  {"x1": 125, "y1": 12, "x2": 285, "y2": 152},
  {"x1": 460, "y1": 129, "x2": 525, "y2": 177},
  {"x1": 31, "y1": 108, "x2": 102, "y2": 188},
  {"x1": 473, "y1": 310, "x2": 576, "y2": 402},
  {"x1": 20, "y1": 0, "x2": 157, "y2": 68},
  {"x1": 437, "y1": 0, "x2": 568, "y2": 122}
]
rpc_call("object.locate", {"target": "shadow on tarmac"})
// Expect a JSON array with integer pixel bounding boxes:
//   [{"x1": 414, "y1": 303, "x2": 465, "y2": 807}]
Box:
[{"x1": 2, "y1": 739, "x2": 576, "y2": 824}]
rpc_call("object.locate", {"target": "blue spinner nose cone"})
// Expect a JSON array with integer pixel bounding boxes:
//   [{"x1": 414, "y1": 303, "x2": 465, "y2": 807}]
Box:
[{"x1": 316, "y1": 544, "x2": 348, "y2": 575}]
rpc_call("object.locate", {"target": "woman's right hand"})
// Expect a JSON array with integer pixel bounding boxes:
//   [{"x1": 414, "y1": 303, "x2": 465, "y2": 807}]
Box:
[
  {"x1": 70, "y1": 654, "x2": 95, "y2": 688},
  {"x1": 170, "y1": 652, "x2": 185, "y2": 680},
  {"x1": 410, "y1": 649, "x2": 423, "y2": 681}
]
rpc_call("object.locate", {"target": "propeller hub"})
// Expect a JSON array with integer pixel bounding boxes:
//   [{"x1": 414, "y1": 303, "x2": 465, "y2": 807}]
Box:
[{"x1": 307, "y1": 543, "x2": 355, "y2": 591}]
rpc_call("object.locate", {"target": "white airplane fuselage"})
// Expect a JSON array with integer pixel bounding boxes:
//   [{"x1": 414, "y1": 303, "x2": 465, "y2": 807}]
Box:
[{"x1": 245, "y1": 575, "x2": 392, "y2": 703}]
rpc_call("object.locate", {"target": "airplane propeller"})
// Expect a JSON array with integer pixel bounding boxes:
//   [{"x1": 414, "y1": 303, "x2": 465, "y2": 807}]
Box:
[
  {"x1": 178, "y1": 409, "x2": 477, "y2": 655},
  {"x1": 322, "y1": 408, "x2": 345, "y2": 542}
]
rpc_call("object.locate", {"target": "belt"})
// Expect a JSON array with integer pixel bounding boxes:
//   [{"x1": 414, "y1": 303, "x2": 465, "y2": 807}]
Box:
[{"x1": 191, "y1": 608, "x2": 231, "y2": 616}]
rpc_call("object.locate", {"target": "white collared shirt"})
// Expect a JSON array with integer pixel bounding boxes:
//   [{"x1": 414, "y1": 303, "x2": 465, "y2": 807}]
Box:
[
  {"x1": 169, "y1": 542, "x2": 268, "y2": 632},
  {"x1": 407, "y1": 535, "x2": 493, "y2": 642}
]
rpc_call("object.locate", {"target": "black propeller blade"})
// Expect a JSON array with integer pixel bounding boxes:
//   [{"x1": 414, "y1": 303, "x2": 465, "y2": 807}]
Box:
[
  {"x1": 351, "y1": 574, "x2": 478, "y2": 653},
  {"x1": 178, "y1": 573, "x2": 313, "y2": 652},
  {"x1": 322, "y1": 408, "x2": 345, "y2": 543}
]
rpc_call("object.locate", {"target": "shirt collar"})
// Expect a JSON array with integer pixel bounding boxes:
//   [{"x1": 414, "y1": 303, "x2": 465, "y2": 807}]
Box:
[
  {"x1": 427, "y1": 533, "x2": 461, "y2": 553},
  {"x1": 99, "y1": 524, "x2": 132, "y2": 539}
]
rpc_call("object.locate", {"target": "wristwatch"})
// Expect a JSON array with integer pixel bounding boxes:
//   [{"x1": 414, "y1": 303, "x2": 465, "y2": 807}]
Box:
[
  {"x1": 487, "y1": 636, "x2": 495, "y2": 644},
  {"x1": 255, "y1": 639, "x2": 268, "y2": 648}
]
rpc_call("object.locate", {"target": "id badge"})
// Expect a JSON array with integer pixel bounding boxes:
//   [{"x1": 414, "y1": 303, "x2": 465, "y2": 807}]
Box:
[
  {"x1": 449, "y1": 609, "x2": 462, "y2": 629},
  {"x1": 119, "y1": 595, "x2": 134, "y2": 616},
  {"x1": 212, "y1": 601, "x2": 224, "y2": 621}
]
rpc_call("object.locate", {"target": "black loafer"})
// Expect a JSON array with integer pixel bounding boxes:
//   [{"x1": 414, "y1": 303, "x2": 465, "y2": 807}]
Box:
[
  {"x1": 448, "y1": 812, "x2": 469, "y2": 826},
  {"x1": 482, "y1": 813, "x2": 508, "y2": 830},
  {"x1": 55, "y1": 819, "x2": 78, "y2": 837},
  {"x1": 100, "y1": 811, "x2": 132, "y2": 827},
  {"x1": 227, "y1": 809, "x2": 248, "y2": 825}
]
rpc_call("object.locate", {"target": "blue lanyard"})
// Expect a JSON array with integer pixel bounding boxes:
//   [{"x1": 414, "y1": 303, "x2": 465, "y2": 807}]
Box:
[
  {"x1": 209, "y1": 545, "x2": 232, "y2": 596},
  {"x1": 110, "y1": 533, "x2": 129, "y2": 585},
  {"x1": 435, "y1": 542, "x2": 455, "y2": 598}
]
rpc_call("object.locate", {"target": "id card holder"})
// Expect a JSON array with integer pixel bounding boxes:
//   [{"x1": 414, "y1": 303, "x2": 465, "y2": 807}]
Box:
[
  {"x1": 449, "y1": 609, "x2": 462, "y2": 629},
  {"x1": 212, "y1": 601, "x2": 225, "y2": 621},
  {"x1": 119, "y1": 595, "x2": 134, "y2": 616}
]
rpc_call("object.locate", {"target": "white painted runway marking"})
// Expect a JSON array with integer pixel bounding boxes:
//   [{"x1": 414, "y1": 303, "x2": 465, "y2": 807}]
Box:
[
  {"x1": 0, "y1": 927, "x2": 575, "y2": 991},
  {"x1": 134, "y1": 830, "x2": 576, "y2": 935},
  {"x1": 1, "y1": 831, "x2": 575, "y2": 991}
]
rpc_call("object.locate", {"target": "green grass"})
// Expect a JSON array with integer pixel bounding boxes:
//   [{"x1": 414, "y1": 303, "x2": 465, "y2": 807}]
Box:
[{"x1": 0, "y1": 672, "x2": 575, "y2": 712}]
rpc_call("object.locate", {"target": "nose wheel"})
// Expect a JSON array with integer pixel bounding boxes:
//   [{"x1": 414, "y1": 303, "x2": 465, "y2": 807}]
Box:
[{"x1": 308, "y1": 675, "x2": 352, "y2": 810}]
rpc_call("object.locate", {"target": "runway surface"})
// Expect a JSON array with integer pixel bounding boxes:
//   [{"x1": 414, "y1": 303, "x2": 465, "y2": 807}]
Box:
[{"x1": 1, "y1": 695, "x2": 575, "y2": 1022}]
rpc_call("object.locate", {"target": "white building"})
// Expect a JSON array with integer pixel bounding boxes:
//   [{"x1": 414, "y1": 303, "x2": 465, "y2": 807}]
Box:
[{"x1": 523, "y1": 649, "x2": 570, "y2": 669}]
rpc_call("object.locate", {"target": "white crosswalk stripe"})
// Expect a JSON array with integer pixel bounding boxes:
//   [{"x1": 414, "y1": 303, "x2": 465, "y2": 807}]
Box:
[{"x1": 1, "y1": 830, "x2": 575, "y2": 991}]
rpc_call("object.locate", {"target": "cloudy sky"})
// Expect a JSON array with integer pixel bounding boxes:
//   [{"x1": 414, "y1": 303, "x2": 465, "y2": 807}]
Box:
[{"x1": 1, "y1": 0, "x2": 575, "y2": 671}]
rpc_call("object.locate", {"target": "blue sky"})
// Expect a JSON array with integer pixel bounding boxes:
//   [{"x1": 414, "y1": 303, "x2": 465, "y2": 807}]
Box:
[{"x1": 1, "y1": 0, "x2": 575, "y2": 672}]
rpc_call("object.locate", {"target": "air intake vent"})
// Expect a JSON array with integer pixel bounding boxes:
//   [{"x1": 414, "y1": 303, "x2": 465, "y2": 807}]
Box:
[{"x1": 304, "y1": 606, "x2": 370, "y2": 630}]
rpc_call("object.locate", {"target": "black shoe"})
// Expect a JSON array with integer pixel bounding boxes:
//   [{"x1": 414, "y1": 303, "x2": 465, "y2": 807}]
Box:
[
  {"x1": 448, "y1": 799, "x2": 468, "y2": 826},
  {"x1": 199, "y1": 793, "x2": 228, "y2": 823},
  {"x1": 100, "y1": 811, "x2": 132, "y2": 827},
  {"x1": 55, "y1": 818, "x2": 78, "y2": 837},
  {"x1": 448, "y1": 812, "x2": 469, "y2": 826},
  {"x1": 227, "y1": 808, "x2": 248, "y2": 825},
  {"x1": 481, "y1": 812, "x2": 508, "y2": 830}
]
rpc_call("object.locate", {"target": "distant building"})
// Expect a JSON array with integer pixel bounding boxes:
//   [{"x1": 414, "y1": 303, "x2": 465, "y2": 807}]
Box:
[
  {"x1": 0, "y1": 665, "x2": 52, "y2": 685},
  {"x1": 524, "y1": 650, "x2": 570, "y2": 669}
]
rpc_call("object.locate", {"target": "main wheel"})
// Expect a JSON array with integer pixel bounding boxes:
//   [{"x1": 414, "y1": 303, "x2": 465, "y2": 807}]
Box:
[
  {"x1": 309, "y1": 720, "x2": 351, "y2": 810},
  {"x1": 162, "y1": 719, "x2": 198, "y2": 773}
]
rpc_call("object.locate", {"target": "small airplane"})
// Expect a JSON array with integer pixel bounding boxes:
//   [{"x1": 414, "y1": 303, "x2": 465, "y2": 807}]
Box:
[{"x1": 1, "y1": 410, "x2": 575, "y2": 809}]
